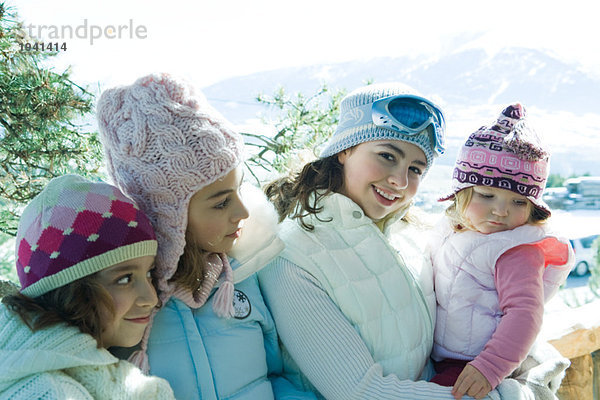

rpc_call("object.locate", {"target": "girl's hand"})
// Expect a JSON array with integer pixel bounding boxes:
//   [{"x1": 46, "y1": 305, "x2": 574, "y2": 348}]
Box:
[{"x1": 451, "y1": 364, "x2": 492, "y2": 400}]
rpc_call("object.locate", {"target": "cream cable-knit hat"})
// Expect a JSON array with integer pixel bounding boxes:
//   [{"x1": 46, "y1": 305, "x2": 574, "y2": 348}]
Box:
[
  {"x1": 97, "y1": 74, "x2": 244, "y2": 372},
  {"x1": 96, "y1": 73, "x2": 244, "y2": 301}
]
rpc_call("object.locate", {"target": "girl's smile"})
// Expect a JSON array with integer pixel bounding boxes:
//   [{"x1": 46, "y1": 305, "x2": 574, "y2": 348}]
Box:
[
  {"x1": 96, "y1": 255, "x2": 158, "y2": 348},
  {"x1": 124, "y1": 315, "x2": 151, "y2": 324},
  {"x1": 226, "y1": 227, "x2": 243, "y2": 239},
  {"x1": 337, "y1": 140, "x2": 427, "y2": 221},
  {"x1": 373, "y1": 185, "x2": 402, "y2": 206}
]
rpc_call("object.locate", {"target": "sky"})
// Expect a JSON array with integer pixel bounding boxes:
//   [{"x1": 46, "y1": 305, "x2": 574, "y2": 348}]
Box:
[
  {"x1": 8, "y1": 0, "x2": 600, "y2": 179},
  {"x1": 3, "y1": 0, "x2": 600, "y2": 279},
  {"x1": 12, "y1": 0, "x2": 600, "y2": 92},
  {"x1": 9, "y1": 0, "x2": 600, "y2": 179}
]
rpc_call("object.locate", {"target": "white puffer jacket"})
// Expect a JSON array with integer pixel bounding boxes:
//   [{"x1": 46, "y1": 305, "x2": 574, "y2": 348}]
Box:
[
  {"x1": 431, "y1": 220, "x2": 573, "y2": 361},
  {"x1": 280, "y1": 193, "x2": 435, "y2": 380}
]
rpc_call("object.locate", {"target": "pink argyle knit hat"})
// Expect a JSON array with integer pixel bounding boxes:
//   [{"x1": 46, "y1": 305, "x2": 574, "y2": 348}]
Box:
[
  {"x1": 96, "y1": 73, "x2": 243, "y2": 302},
  {"x1": 16, "y1": 174, "x2": 157, "y2": 297},
  {"x1": 440, "y1": 103, "x2": 551, "y2": 217}
]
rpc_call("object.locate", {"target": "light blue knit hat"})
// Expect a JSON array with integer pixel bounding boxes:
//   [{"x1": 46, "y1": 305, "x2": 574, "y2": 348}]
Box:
[{"x1": 320, "y1": 82, "x2": 444, "y2": 174}]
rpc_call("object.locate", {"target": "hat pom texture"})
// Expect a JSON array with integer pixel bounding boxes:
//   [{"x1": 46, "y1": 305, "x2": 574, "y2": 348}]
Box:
[{"x1": 491, "y1": 103, "x2": 548, "y2": 162}]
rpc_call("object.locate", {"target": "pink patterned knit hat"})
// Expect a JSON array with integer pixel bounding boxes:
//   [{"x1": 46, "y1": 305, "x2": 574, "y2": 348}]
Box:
[
  {"x1": 96, "y1": 73, "x2": 244, "y2": 303},
  {"x1": 440, "y1": 103, "x2": 551, "y2": 217},
  {"x1": 16, "y1": 174, "x2": 157, "y2": 297}
]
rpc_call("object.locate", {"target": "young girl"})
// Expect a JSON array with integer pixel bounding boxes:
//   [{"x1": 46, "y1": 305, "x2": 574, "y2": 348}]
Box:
[
  {"x1": 0, "y1": 174, "x2": 175, "y2": 399},
  {"x1": 96, "y1": 73, "x2": 316, "y2": 399},
  {"x1": 259, "y1": 82, "x2": 452, "y2": 399},
  {"x1": 258, "y1": 83, "x2": 569, "y2": 400},
  {"x1": 430, "y1": 104, "x2": 573, "y2": 399}
]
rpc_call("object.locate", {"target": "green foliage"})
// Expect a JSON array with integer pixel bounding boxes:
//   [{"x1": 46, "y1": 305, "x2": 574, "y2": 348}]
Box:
[
  {"x1": 0, "y1": 233, "x2": 16, "y2": 283},
  {"x1": 546, "y1": 173, "x2": 593, "y2": 188},
  {"x1": 546, "y1": 174, "x2": 565, "y2": 188},
  {"x1": 0, "y1": 3, "x2": 102, "y2": 236},
  {"x1": 241, "y1": 84, "x2": 346, "y2": 184}
]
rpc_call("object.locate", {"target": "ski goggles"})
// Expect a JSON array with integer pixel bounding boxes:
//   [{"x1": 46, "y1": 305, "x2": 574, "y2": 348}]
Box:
[{"x1": 336, "y1": 94, "x2": 446, "y2": 155}]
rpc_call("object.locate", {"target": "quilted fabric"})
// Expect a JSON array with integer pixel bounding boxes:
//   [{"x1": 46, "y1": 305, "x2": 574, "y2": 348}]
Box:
[
  {"x1": 280, "y1": 193, "x2": 435, "y2": 380},
  {"x1": 432, "y1": 222, "x2": 573, "y2": 360}
]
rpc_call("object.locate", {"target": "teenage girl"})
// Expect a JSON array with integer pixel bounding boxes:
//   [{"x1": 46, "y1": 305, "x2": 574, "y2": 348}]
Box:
[
  {"x1": 259, "y1": 84, "x2": 569, "y2": 400},
  {"x1": 97, "y1": 73, "x2": 316, "y2": 399}
]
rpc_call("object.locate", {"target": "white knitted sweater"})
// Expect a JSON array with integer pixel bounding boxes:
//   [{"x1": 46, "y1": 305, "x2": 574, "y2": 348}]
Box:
[{"x1": 0, "y1": 305, "x2": 174, "y2": 399}]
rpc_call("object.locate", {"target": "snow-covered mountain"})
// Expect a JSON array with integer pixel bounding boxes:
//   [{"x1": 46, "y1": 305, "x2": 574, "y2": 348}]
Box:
[
  {"x1": 202, "y1": 47, "x2": 600, "y2": 177},
  {"x1": 205, "y1": 48, "x2": 599, "y2": 116}
]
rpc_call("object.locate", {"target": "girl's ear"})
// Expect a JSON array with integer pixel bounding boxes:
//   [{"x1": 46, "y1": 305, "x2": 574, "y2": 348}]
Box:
[{"x1": 337, "y1": 149, "x2": 350, "y2": 165}]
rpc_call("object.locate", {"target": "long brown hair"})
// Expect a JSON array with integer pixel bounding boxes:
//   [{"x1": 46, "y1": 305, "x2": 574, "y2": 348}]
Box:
[
  {"x1": 265, "y1": 153, "x2": 422, "y2": 231},
  {"x1": 169, "y1": 229, "x2": 209, "y2": 293},
  {"x1": 2, "y1": 276, "x2": 114, "y2": 348},
  {"x1": 265, "y1": 156, "x2": 344, "y2": 231}
]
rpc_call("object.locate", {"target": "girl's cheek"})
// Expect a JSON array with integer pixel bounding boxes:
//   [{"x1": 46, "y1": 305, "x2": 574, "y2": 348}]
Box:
[{"x1": 472, "y1": 202, "x2": 489, "y2": 216}]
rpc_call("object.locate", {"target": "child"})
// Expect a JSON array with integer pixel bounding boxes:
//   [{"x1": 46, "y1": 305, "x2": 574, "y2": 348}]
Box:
[
  {"x1": 0, "y1": 174, "x2": 175, "y2": 399},
  {"x1": 259, "y1": 84, "x2": 568, "y2": 400},
  {"x1": 259, "y1": 82, "x2": 458, "y2": 399},
  {"x1": 430, "y1": 104, "x2": 573, "y2": 399},
  {"x1": 96, "y1": 73, "x2": 316, "y2": 399}
]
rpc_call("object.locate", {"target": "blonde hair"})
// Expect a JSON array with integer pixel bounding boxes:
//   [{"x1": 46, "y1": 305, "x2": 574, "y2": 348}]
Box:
[{"x1": 445, "y1": 186, "x2": 549, "y2": 232}]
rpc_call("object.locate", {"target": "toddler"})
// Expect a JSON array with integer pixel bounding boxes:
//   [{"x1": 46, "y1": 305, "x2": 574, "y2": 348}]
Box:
[{"x1": 430, "y1": 104, "x2": 573, "y2": 399}]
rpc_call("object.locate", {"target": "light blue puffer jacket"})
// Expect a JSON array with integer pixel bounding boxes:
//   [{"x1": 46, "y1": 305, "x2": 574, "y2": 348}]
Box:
[{"x1": 146, "y1": 186, "x2": 316, "y2": 400}]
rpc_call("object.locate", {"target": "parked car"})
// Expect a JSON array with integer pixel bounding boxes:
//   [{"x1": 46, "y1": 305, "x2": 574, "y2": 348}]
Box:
[{"x1": 568, "y1": 234, "x2": 599, "y2": 276}]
